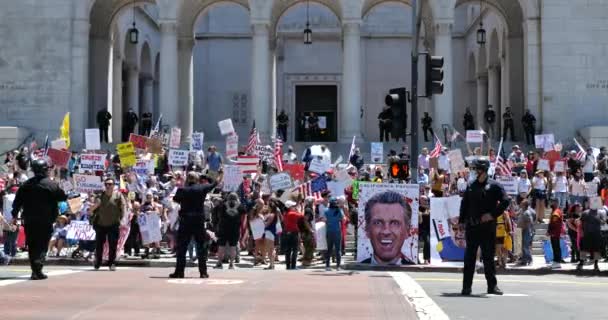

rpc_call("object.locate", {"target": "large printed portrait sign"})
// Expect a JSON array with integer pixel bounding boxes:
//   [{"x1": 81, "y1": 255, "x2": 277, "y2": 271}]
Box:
[
  {"x1": 430, "y1": 196, "x2": 466, "y2": 266},
  {"x1": 357, "y1": 183, "x2": 419, "y2": 266}
]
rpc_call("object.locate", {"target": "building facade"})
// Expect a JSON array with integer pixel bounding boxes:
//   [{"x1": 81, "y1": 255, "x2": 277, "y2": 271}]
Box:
[{"x1": 0, "y1": 0, "x2": 606, "y2": 148}]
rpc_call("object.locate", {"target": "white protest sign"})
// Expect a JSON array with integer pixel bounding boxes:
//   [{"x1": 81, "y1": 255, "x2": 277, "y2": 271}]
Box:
[
  {"x1": 218, "y1": 119, "x2": 235, "y2": 136},
  {"x1": 226, "y1": 134, "x2": 239, "y2": 160},
  {"x1": 133, "y1": 159, "x2": 154, "y2": 175},
  {"x1": 168, "y1": 149, "x2": 188, "y2": 166},
  {"x1": 51, "y1": 138, "x2": 67, "y2": 150},
  {"x1": 497, "y1": 176, "x2": 518, "y2": 195},
  {"x1": 66, "y1": 221, "x2": 96, "y2": 241},
  {"x1": 327, "y1": 180, "x2": 348, "y2": 197},
  {"x1": 589, "y1": 196, "x2": 603, "y2": 210},
  {"x1": 268, "y1": 172, "x2": 293, "y2": 192},
  {"x1": 79, "y1": 153, "x2": 106, "y2": 172},
  {"x1": 371, "y1": 142, "x2": 383, "y2": 163},
  {"x1": 85, "y1": 129, "x2": 101, "y2": 150},
  {"x1": 190, "y1": 132, "x2": 204, "y2": 151},
  {"x1": 138, "y1": 212, "x2": 162, "y2": 245},
  {"x1": 537, "y1": 159, "x2": 550, "y2": 171},
  {"x1": 308, "y1": 158, "x2": 330, "y2": 174},
  {"x1": 73, "y1": 174, "x2": 103, "y2": 193},
  {"x1": 255, "y1": 145, "x2": 274, "y2": 160},
  {"x1": 535, "y1": 134, "x2": 555, "y2": 150},
  {"x1": 170, "y1": 127, "x2": 182, "y2": 148},
  {"x1": 61, "y1": 180, "x2": 74, "y2": 192},
  {"x1": 553, "y1": 160, "x2": 565, "y2": 173},
  {"x1": 223, "y1": 165, "x2": 242, "y2": 192},
  {"x1": 466, "y1": 130, "x2": 484, "y2": 143}
]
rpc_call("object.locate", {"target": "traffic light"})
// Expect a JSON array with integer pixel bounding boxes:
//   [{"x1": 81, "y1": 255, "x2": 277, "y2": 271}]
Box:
[
  {"x1": 425, "y1": 55, "x2": 444, "y2": 96},
  {"x1": 389, "y1": 159, "x2": 410, "y2": 181},
  {"x1": 385, "y1": 87, "x2": 407, "y2": 140}
]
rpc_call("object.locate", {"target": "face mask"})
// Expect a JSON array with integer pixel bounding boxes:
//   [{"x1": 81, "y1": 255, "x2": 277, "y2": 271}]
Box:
[{"x1": 468, "y1": 170, "x2": 477, "y2": 182}]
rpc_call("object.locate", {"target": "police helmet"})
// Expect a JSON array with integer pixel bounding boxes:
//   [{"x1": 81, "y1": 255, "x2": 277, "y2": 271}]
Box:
[
  {"x1": 31, "y1": 158, "x2": 49, "y2": 177},
  {"x1": 471, "y1": 158, "x2": 490, "y2": 172}
]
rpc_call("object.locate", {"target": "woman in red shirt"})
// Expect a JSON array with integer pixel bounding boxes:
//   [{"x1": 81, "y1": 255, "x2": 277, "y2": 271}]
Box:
[{"x1": 282, "y1": 200, "x2": 304, "y2": 270}]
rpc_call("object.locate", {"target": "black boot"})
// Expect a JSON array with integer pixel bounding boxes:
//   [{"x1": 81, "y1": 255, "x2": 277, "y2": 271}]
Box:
[
  {"x1": 487, "y1": 287, "x2": 503, "y2": 295},
  {"x1": 169, "y1": 272, "x2": 184, "y2": 278}
]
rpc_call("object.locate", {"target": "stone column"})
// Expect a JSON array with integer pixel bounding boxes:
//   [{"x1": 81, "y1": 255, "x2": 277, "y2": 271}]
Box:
[
  {"x1": 488, "y1": 66, "x2": 500, "y2": 134},
  {"x1": 524, "y1": 18, "x2": 541, "y2": 129},
  {"x1": 70, "y1": 16, "x2": 91, "y2": 148},
  {"x1": 251, "y1": 22, "x2": 271, "y2": 137},
  {"x1": 142, "y1": 78, "x2": 154, "y2": 114},
  {"x1": 433, "y1": 21, "x2": 454, "y2": 129},
  {"x1": 159, "y1": 21, "x2": 179, "y2": 128},
  {"x1": 476, "y1": 74, "x2": 488, "y2": 130},
  {"x1": 178, "y1": 38, "x2": 194, "y2": 142},
  {"x1": 111, "y1": 56, "x2": 123, "y2": 143},
  {"x1": 127, "y1": 66, "x2": 140, "y2": 115},
  {"x1": 341, "y1": 21, "x2": 362, "y2": 141}
]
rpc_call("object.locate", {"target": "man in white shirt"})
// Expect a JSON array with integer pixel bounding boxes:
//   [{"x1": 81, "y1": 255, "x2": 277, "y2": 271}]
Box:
[
  {"x1": 583, "y1": 149, "x2": 596, "y2": 182},
  {"x1": 282, "y1": 146, "x2": 297, "y2": 164},
  {"x1": 418, "y1": 148, "x2": 430, "y2": 173}
]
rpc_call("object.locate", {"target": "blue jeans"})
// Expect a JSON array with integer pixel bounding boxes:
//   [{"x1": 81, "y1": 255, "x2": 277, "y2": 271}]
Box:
[
  {"x1": 554, "y1": 192, "x2": 568, "y2": 209},
  {"x1": 521, "y1": 230, "x2": 533, "y2": 263},
  {"x1": 325, "y1": 231, "x2": 342, "y2": 268},
  {"x1": 3, "y1": 230, "x2": 18, "y2": 257},
  {"x1": 570, "y1": 195, "x2": 586, "y2": 206}
]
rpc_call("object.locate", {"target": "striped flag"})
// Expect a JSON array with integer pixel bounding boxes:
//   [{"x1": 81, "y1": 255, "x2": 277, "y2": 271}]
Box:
[
  {"x1": 429, "y1": 134, "x2": 443, "y2": 158},
  {"x1": 236, "y1": 155, "x2": 259, "y2": 174},
  {"x1": 494, "y1": 138, "x2": 513, "y2": 176},
  {"x1": 293, "y1": 182, "x2": 322, "y2": 201},
  {"x1": 273, "y1": 137, "x2": 283, "y2": 171},
  {"x1": 573, "y1": 138, "x2": 586, "y2": 161},
  {"x1": 245, "y1": 121, "x2": 257, "y2": 155}
]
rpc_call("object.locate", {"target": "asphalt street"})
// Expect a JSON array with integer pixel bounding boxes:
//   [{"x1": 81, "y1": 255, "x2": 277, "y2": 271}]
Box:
[{"x1": 408, "y1": 272, "x2": 608, "y2": 320}]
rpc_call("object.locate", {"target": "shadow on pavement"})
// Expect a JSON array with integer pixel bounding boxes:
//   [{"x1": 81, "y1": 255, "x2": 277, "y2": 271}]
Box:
[{"x1": 440, "y1": 292, "x2": 489, "y2": 298}]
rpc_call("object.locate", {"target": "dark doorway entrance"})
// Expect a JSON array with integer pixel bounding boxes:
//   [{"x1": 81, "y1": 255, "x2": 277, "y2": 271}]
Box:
[{"x1": 295, "y1": 85, "x2": 338, "y2": 142}]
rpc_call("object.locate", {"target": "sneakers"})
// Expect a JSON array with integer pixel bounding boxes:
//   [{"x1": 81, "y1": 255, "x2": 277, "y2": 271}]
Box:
[
  {"x1": 2, "y1": 256, "x2": 11, "y2": 265},
  {"x1": 30, "y1": 272, "x2": 48, "y2": 280},
  {"x1": 109, "y1": 264, "x2": 116, "y2": 272},
  {"x1": 550, "y1": 262, "x2": 562, "y2": 269},
  {"x1": 325, "y1": 267, "x2": 332, "y2": 271}
]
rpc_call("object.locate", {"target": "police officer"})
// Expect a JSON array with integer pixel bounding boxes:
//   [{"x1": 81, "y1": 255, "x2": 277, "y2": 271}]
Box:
[
  {"x1": 170, "y1": 172, "x2": 217, "y2": 279},
  {"x1": 459, "y1": 158, "x2": 509, "y2": 296},
  {"x1": 12, "y1": 159, "x2": 67, "y2": 280}
]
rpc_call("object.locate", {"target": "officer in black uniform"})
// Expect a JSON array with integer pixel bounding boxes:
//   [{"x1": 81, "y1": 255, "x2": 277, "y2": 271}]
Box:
[
  {"x1": 459, "y1": 158, "x2": 510, "y2": 296},
  {"x1": 12, "y1": 159, "x2": 67, "y2": 280},
  {"x1": 170, "y1": 172, "x2": 217, "y2": 279}
]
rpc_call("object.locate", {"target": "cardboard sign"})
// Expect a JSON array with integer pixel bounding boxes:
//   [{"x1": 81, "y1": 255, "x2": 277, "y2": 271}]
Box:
[
  {"x1": 66, "y1": 221, "x2": 96, "y2": 241},
  {"x1": 129, "y1": 133, "x2": 149, "y2": 150},
  {"x1": 51, "y1": 139, "x2": 67, "y2": 150},
  {"x1": 168, "y1": 149, "x2": 188, "y2": 166},
  {"x1": 47, "y1": 148, "x2": 71, "y2": 168},
  {"x1": 73, "y1": 174, "x2": 103, "y2": 193},
  {"x1": 190, "y1": 132, "x2": 204, "y2": 151},
  {"x1": 497, "y1": 176, "x2": 518, "y2": 195},
  {"x1": 537, "y1": 159, "x2": 550, "y2": 171},
  {"x1": 68, "y1": 197, "x2": 82, "y2": 214},
  {"x1": 85, "y1": 128, "x2": 101, "y2": 150},
  {"x1": 268, "y1": 172, "x2": 293, "y2": 192},
  {"x1": 371, "y1": 143, "x2": 383, "y2": 163},
  {"x1": 225, "y1": 134, "x2": 238, "y2": 160},
  {"x1": 223, "y1": 165, "x2": 242, "y2": 192},
  {"x1": 79, "y1": 153, "x2": 106, "y2": 172},
  {"x1": 429, "y1": 157, "x2": 439, "y2": 170},
  {"x1": 283, "y1": 163, "x2": 305, "y2": 181},
  {"x1": 218, "y1": 119, "x2": 235, "y2": 136},
  {"x1": 466, "y1": 130, "x2": 484, "y2": 143},
  {"x1": 138, "y1": 213, "x2": 162, "y2": 245},
  {"x1": 308, "y1": 158, "x2": 330, "y2": 174},
  {"x1": 589, "y1": 196, "x2": 603, "y2": 210},
  {"x1": 535, "y1": 134, "x2": 555, "y2": 150},
  {"x1": 170, "y1": 127, "x2": 182, "y2": 149},
  {"x1": 133, "y1": 159, "x2": 154, "y2": 175},
  {"x1": 116, "y1": 142, "x2": 136, "y2": 167},
  {"x1": 553, "y1": 160, "x2": 566, "y2": 173},
  {"x1": 146, "y1": 138, "x2": 163, "y2": 154}
]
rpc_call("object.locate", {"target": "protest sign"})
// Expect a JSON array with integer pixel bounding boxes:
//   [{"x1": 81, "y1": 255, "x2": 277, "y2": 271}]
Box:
[
  {"x1": 129, "y1": 133, "x2": 149, "y2": 150},
  {"x1": 61, "y1": 180, "x2": 73, "y2": 192},
  {"x1": 430, "y1": 196, "x2": 465, "y2": 266},
  {"x1": 138, "y1": 212, "x2": 162, "y2": 245},
  {"x1": 116, "y1": 142, "x2": 136, "y2": 167},
  {"x1": 190, "y1": 132, "x2": 204, "y2": 151},
  {"x1": 327, "y1": 180, "x2": 348, "y2": 197},
  {"x1": 283, "y1": 163, "x2": 305, "y2": 181},
  {"x1": 535, "y1": 134, "x2": 555, "y2": 150},
  {"x1": 268, "y1": 172, "x2": 293, "y2": 192},
  {"x1": 553, "y1": 160, "x2": 565, "y2": 172},
  {"x1": 51, "y1": 138, "x2": 67, "y2": 150},
  {"x1": 79, "y1": 153, "x2": 105, "y2": 172},
  {"x1": 429, "y1": 157, "x2": 439, "y2": 170},
  {"x1": 237, "y1": 155, "x2": 259, "y2": 174},
  {"x1": 73, "y1": 174, "x2": 103, "y2": 193},
  {"x1": 146, "y1": 138, "x2": 163, "y2": 154},
  {"x1": 226, "y1": 134, "x2": 238, "y2": 160},
  {"x1": 218, "y1": 119, "x2": 235, "y2": 136},
  {"x1": 223, "y1": 165, "x2": 242, "y2": 192},
  {"x1": 133, "y1": 159, "x2": 154, "y2": 175},
  {"x1": 315, "y1": 222, "x2": 327, "y2": 250},
  {"x1": 537, "y1": 159, "x2": 550, "y2": 171},
  {"x1": 255, "y1": 145, "x2": 274, "y2": 160},
  {"x1": 47, "y1": 148, "x2": 70, "y2": 168},
  {"x1": 590, "y1": 196, "x2": 603, "y2": 210},
  {"x1": 308, "y1": 158, "x2": 330, "y2": 174},
  {"x1": 68, "y1": 197, "x2": 82, "y2": 214},
  {"x1": 170, "y1": 127, "x2": 182, "y2": 148},
  {"x1": 168, "y1": 149, "x2": 188, "y2": 166},
  {"x1": 66, "y1": 221, "x2": 96, "y2": 241},
  {"x1": 85, "y1": 128, "x2": 101, "y2": 150},
  {"x1": 466, "y1": 130, "x2": 484, "y2": 143},
  {"x1": 448, "y1": 150, "x2": 466, "y2": 175},
  {"x1": 371, "y1": 142, "x2": 383, "y2": 163},
  {"x1": 497, "y1": 176, "x2": 518, "y2": 195}
]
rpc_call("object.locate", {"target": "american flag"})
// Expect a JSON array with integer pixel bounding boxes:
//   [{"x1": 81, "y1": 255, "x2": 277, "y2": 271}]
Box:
[
  {"x1": 429, "y1": 134, "x2": 443, "y2": 158},
  {"x1": 496, "y1": 154, "x2": 513, "y2": 176},
  {"x1": 273, "y1": 137, "x2": 283, "y2": 171},
  {"x1": 245, "y1": 121, "x2": 257, "y2": 155},
  {"x1": 236, "y1": 155, "x2": 259, "y2": 174},
  {"x1": 573, "y1": 138, "x2": 586, "y2": 161},
  {"x1": 292, "y1": 181, "x2": 323, "y2": 201}
]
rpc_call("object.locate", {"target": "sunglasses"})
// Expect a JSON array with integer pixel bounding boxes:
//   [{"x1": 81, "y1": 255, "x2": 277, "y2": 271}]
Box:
[{"x1": 105, "y1": 183, "x2": 114, "y2": 186}]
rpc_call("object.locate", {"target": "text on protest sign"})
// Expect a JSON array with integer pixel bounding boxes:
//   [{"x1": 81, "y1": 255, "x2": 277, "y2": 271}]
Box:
[
  {"x1": 535, "y1": 134, "x2": 555, "y2": 150},
  {"x1": 218, "y1": 119, "x2": 235, "y2": 136},
  {"x1": 85, "y1": 128, "x2": 101, "y2": 150},
  {"x1": 190, "y1": 132, "x2": 204, "y2": 151},
  {"x1": 170, "y1": 127, "x2": 182, "y2": 148},
  {"x1": 116, "y1": 142, "x2": 136, "y2": 167},
  {"x1": 255, "y1": 145, "x2": 274, "y2": 160},
  {"x1": 497, "y1": 176, "x2": 518, "y2": 195},
  {"x1": 226, "y1": 134, "x2": 239, "y2": 160},
  {"x1": 138, "y1": 212, "x2": 162, "y2": 245},
  {"x1": 79, "y1": 153, "x2": 106, "y2": 172},
  {"x1": 308, "y1": 158, "x2": 330, "y2": 174},
  {"x1": 222, "y1": 165, "x2": 242, "y2": 192},
  {"x1": 129, "y1": 133, "x2": 149, "y2": 150},
  {"x1": 268, "y1": 172, "x2": 293, "y2": 192},
  {"x1": 133, "y1": 159, "x2": 154, "y2": 175},
  {"x1": 553, "y1": 160, "x2": 566, "y2": 173},
  {"x1": 73, "y1": 174, "x2": 103, "y2": 193},
  {"x1": 537, "y1": 159, "x2": 550, "y2": 171},
  {"x1": 66, "y1": 221, "x2": 96, "y2": 241},
  {"x1": 169, "y1": 149, "x2": 189, "y2": 166},
  {"x1": 466, "y1": 130, "x2": 484, "y2": 143}
]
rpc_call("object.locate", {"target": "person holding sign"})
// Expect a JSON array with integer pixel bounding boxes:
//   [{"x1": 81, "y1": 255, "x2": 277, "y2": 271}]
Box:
[
  {"x1": 89, "y1": 178, "x2": 125, "y2": 271},
  {"x1": 531, "y1": 170, "x2": 548, "y2": 223}
]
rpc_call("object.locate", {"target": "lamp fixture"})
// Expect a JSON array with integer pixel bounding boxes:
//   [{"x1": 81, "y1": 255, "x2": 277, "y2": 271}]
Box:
[
  {"x1": 476, "y1": 0, "x2": 486, "y2": 45},
  {"x1": 128, "y1": 1, "x2": 139, "y2": 44},
  {"x1": 303, "y1": 0, "x2": 312, "y2": 44}
]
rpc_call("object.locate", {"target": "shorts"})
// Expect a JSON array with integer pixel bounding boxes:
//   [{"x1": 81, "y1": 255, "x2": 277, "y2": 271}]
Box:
[{"x1": 264, "y1": 231, "x2": 275, "y2": 242}]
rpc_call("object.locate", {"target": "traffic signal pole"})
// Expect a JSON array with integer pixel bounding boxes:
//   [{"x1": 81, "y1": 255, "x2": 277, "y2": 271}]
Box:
[{"x1": 410, "y1": 0, "x2": 422, "y2": 182}]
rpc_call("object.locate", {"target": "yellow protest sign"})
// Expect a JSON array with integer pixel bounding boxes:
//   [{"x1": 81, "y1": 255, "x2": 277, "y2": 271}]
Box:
[{"x1": 117, "y1": 142, "x2": 136, "y2": 167}]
